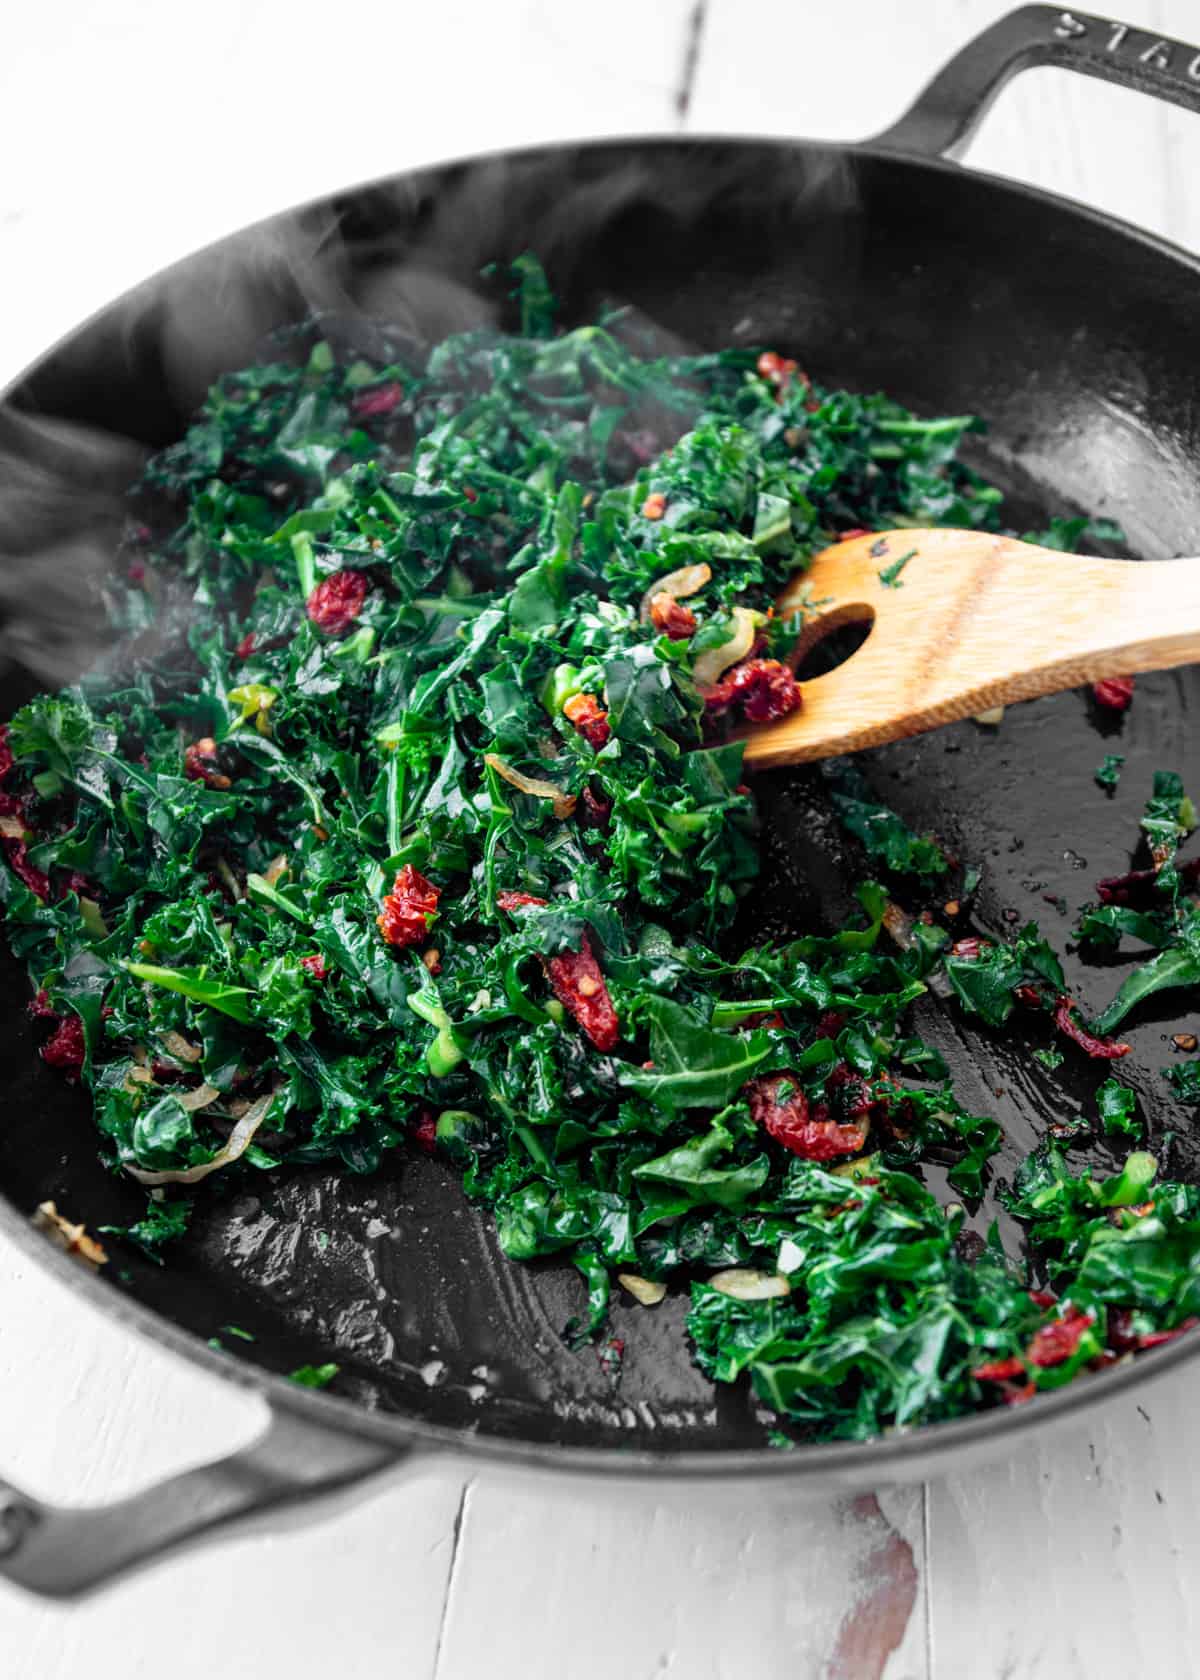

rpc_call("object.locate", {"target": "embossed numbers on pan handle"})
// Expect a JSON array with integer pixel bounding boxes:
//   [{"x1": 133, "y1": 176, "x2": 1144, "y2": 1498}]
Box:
[{"x1": 875, "y1": 4, "x2": 1200, "y2": 160}]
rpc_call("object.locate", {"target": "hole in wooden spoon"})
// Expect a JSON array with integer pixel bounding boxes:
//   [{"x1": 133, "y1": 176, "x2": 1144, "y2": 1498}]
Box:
[{"x1": 791, "y1": 605, "x2": 875, "y2": 683}]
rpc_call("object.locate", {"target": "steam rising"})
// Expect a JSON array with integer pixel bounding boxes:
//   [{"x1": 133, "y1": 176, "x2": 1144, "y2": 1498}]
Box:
[
  {"x1": 0, "y1": 408, "x2": 144, "y2": 690},
  {"x1": 0, "y1": 141, "x2": 859, "y2": 695}
]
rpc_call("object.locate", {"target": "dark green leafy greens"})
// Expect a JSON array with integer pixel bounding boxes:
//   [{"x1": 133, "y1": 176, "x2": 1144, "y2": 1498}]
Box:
[
  {"x1": 288, "y1": 1362, "x2": 340, "y2": 1388},
  {"x1": 1077, "y1": 771, "x2": 1200, "y2": 1035},
  {"x1": 1096, "y1": 1077, "x2": 1139, "y2": 1139},
  {"x1": 4, "y1": 257, "x2": 1198, "y2": 1444},
  {"x1": 1166, "y1": 1063, "x2": 1200, "y2": 1103}
]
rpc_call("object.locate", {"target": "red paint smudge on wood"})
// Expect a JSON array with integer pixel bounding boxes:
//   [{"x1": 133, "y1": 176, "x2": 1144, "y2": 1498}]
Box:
[{"x1": 827, "y1": 1494, "x2": 920, "y2": 1680}]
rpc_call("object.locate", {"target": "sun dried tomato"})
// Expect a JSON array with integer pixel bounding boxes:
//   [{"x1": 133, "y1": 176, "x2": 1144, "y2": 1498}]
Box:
[
  {"x1": 1002, "y1": 1381, "x2": 1037, "y2": 1405},
  {"x1": 597, "y1": 1336, "x2": 625, "y2": 1379},
  {"x1": 0, "y1": 725, "x2": 12, "y2": 782},
  {"x1": 184, "y1": 737, "x2": 232, "y2": 790},
  {"x1": 3, "y1": 840, "x2": 49, "y2": 902},
  {"x1": 641, "y1": 492, "x2": 667, "y2": 520},
  {"x1": 147, "y1": 1058, "x2": 187, "y2": 1082},
  {"x1": 744, "y1": 1009, "x2": 787, "y2": 1030},
  {"x1": 1096, "y1": 859, "x2": 1200, "y2": 906},
  {"x1": 349, "y1": 381, "x2": 404, "y2": 420},
  {"x1": 300, "y1": 953, "x2": 328, "y2": 979},
  {"x1": 235, "y1": 632, "x2": 257, "y2": 660},
  {"x1": 971, "y1": 1356, "x2": 1027, "y2": 1383},
  {"x1": 745, "y1": 1070, "x2": 868, "y2": 1160},
  {"x1": 704, "y1": 658, "x2": 802, "y2": 725},
  {"x1": 955, "y1": 1229, "x2": 989, "y2": 1266},
  {"x1": 814, "y1": 1009, "x2": 846, "y2": 1041},
  {"x1": 1106, "y1": 1307, "x2": 1138, "y2": 1353},
  {"x1": 756, "y1": 351, "x2": 803, "y2": 398},
  {"x1": 1026, "y1": 1305, "x2": 1095, "y2": 1368},
  {"x1": 563, "y1": 692, "x2": 612, "y2": 750},
  {"x1": 377, "y1": 864, "x2": 440, "y2": 948},
  {"x1": 307, "y1": 570, "x2": 370, "y2": 635},
  {"x1": 496, "y1": 890, "x2": 548, "y2": 911},
  {"x1": 649, "y1": 592, "x2": 698, "y2": 640},
  {"x1": 580, "y1": 787, "x2": 612, "y2": 830},
  {"x1": 41, "y1": 1013, "x2": 85, "y2": 1076},
  {"x1": 545, "y1": 933, "x2": 620, "y2": 1052},
  {"x1": 1051, "y1": 995, "x2": 1130, "y2": 1059},
  {"x1": 409, "y1": 1108, "x2": 438, "y2": 1154},
  {"x1": 1135, "y1": 1316, "x2": 1199, "y2": 1350},
  {"x1": 949, "y1": 936, "x2": 985, "y2": 960},
  {"x1": 1093, "y1": 675, "x2": 1135, "y2": 711}
]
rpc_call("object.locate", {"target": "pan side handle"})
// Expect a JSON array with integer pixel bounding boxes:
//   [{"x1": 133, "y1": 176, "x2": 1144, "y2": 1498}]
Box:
[
  {"x1": 873, "y1": 5, "x2": 1200, "y2": 160},
  {"x1": 0, "y1": 1404, "x2": 407, "y2": 1598}
]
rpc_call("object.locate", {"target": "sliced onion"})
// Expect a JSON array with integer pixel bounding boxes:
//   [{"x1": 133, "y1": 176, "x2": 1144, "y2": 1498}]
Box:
[
  {"x1": 161, "y1": 1030, "x2": 203, "y2": 1064},
  {"x1": 617, "y1": 1272, "x2": 668, "y2": 1307},
  {"x1": 79, "y1": 896, "x2": 109, "y2": 938},
  {"x1": 177, "y1": 1081, "x2": 222, "y2": 1113},
  {"x1": 638, "y1": 562, "x2": 712, "y2": 625},
  {"x1": 692, "y1": 606, "x2": 759, "y2": 691},
  {"x1": 776, "y1": 1237, "x2": 804, "y2": 1275},
  {"x1": 830, "y1": 1152, "x2": 881, "y2": 1181},
  {"x1": 32, "y1": 1201, "x2": 107, "y2": 1269},
  {"x1": 216, "y1": 857, "x2": 244, "y2": 901},
  {"x1": 882, "y1": 899, "x2": 952, "y2": 999},
  {"x1": 881, "y1": 899, "x2": 914, "y2": 950},
  {"x1": 708, "y1": 1267, "x2": 791, "y2": 1301},
  {"x1": 484, "y1": 753, "x2": 576, "y2": 820},
  {"x1": 125, "y1": 1089, "x2": 276, "y2": 1187},
  {"x1": 262, "y1": 853, "x2": 290, "y2": 886}
]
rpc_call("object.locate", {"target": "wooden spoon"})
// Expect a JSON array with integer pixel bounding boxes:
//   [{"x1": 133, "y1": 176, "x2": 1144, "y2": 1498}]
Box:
[{"x1": 740, "y1": 528, "x2": 1200, "y2": 771}]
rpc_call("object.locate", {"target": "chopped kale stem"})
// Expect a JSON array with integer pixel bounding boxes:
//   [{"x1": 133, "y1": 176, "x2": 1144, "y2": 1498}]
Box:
[
  {"x1": 3, "y1": 256, "x2": 1196, "y2": 1443},
  {"x1": 877, "y1": 547, "x2": 917, "y2": 589}
]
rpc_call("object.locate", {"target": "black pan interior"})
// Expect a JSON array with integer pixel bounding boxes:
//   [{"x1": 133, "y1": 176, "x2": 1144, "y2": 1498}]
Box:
[{"x1": 1, "y1": 139, "x2": 1198, "y2": 1453}]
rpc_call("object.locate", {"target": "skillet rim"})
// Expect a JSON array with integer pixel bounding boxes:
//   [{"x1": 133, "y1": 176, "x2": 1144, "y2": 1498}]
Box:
[{"x1": 3, "y1": 129, "x2": 1199, "y2": 1480}]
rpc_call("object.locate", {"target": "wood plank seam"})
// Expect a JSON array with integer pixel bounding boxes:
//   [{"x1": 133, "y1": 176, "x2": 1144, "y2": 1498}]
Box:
[
  {"x1": 674, "y1": 0, "x2": 710, "y2": 123},
  {"x1": 432, "y1": 1478, "x2": 476, "y2": 1680}
]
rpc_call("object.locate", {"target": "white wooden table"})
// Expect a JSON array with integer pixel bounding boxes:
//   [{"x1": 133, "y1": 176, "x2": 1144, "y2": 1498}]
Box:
[{"x1": 2, "y1": 3, "x2": 1200, "y2": 1672}]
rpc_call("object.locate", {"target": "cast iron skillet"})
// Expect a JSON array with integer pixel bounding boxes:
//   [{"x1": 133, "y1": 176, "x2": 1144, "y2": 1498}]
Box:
[{"x1": 1, "y1": 4, "x2": 1199, "y2": 1597}]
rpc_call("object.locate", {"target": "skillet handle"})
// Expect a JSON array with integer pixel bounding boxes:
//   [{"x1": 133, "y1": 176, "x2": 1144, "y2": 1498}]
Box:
[
  {"x1": 0, "y1": 1403, "x2": 406, "y2": 1599},
  {"x1": 874, "y1": 4, "x2": 1200, "y2": 160}
]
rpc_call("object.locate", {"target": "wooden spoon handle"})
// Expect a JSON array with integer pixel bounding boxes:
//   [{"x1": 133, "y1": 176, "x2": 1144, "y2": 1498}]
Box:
[{"x1": 744, "y1": 530, "x2": 1200, "y2": 769}]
